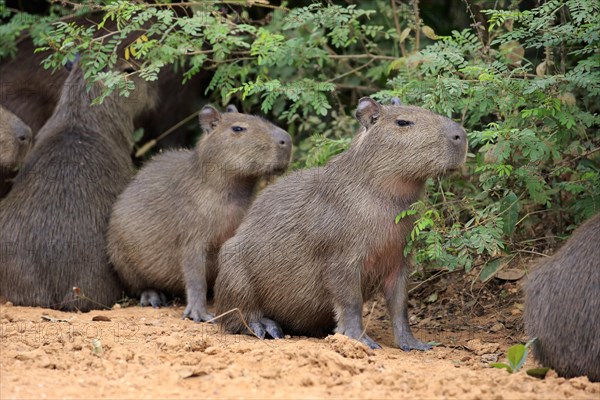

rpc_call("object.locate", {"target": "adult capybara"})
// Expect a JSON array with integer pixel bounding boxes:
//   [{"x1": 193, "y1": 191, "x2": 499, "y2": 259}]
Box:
[
  {"x1": 0, "y1": 105, "x2": 32, "y2": 198},
  {"x1": 215, "y1": 97, "x2": 467, "y2": 350},
  {"x1": 0, "y1": 60, "x2": 158, "y2": 310},
  {"x1": 107, "y1": 104, "x2": 292, "y2": 322},
  {"x1": 525, "y1": 213, "x2": 600, "y2": 381},
  {"x1": 0, "y1": 11, "x2": 207, "y2": 148}
]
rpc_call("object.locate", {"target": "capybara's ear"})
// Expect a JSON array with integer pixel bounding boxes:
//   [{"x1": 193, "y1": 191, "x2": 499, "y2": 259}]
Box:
[
  {"x1": 199, "y1": 105, "x2": 222, "y2": 133},
  {"x1": 64, "y1": 53, "x2": 80, "y2": 72},
  {"x1": 225, "y1": 104, "x2": 239, "y2": 113},
  {"x1": 390, "y1": 97, "x2": 402, "y2": 106},
  {"x1": 355, "y1": 97, "x2": 381, "y2": 128}
]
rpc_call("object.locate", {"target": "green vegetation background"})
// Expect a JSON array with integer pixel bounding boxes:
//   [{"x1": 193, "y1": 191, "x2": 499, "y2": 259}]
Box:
[{"x1": 1, "y1": 0, "x2": 598, "y2": 280}]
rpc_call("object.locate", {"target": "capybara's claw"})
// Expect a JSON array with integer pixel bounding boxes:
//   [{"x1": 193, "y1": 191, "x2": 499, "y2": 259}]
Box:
[
  {"x1": 397, "y1": 336, "x2": 431, "y2": 351},
  {"x1": 248, "y1": 318, "x2": 284, "y2": 339},
  {"x1": 182, "y1": 305, "x2": 214, "y2": 323},
  {"x1": 249, "y1": 322, "x2": 266, "y2": 339},
  {"x1": 260, "y1": 317, "x2": 284, "y2": 339},
  {"x1": 140, "y1": 289, "x2": 167, "y2": 308},
  {"x1": 360, "y1": 335, "x2": 382, "y2": 350}
]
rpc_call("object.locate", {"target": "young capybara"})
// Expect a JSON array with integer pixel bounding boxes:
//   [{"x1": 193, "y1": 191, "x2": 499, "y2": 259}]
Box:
[
  {"x1": 525, "y1": 213, "x2": 600, "y2": 382},
  {"x1": 106, "y1": 104, "x2": 292, "y2": 322},
  {"x1": 215, "y1": 97, "x2": 467, "y2": 350},
  {"x1": 0, "y1": 105, "x2": 32, "y2": 197},
  {"x1": 0, "y1": 60, "x2": 158, "y2": 310}
]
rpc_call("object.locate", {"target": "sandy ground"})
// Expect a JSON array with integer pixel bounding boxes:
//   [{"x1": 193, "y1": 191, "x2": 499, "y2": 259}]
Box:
[{"x1": 1, "y1": 292, "x2": 598, "y2": 400}]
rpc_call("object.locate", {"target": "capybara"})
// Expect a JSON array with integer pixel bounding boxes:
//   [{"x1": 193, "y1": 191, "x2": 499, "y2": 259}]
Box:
[
  {"x1": 107, "y1": 104, "x2": 292, "y2": 322},
  {"x1": 0, "y1": 60, "x2": 158, "y2": 310},
  {"x1": 525, "y1": 213, "x2": 600, "y2": 381},
  {"x1": 0, "y1": 105, "x2": 32, "y2": 197},
  {"x1": 215, "y1": 97, "x2": 467, "y2": 350},
  {"x1": 0, "y1": 12, "x2": 207, "y2": 148}
]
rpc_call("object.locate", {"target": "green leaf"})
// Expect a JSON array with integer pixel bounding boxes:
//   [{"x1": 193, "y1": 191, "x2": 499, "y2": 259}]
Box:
[
  {"x1": 499, "y1": 191, "x2": 520, "y2": 236},
  {"x1": 506, "y1": 343, "x2": 528, "y2": 372},
  {"x1": 491, "y1": 363, "x2": 513, "y2": 373},
  {"x1": 526, "y1": 367, "x2": 550, "y2": 379},
  {"x1": 480, "y1": 258, "x2": 502, "y2": 282}
]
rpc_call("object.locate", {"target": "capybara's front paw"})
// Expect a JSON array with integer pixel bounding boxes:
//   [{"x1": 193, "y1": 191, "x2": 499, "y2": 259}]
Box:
[
  {"x1": 249, "y1": 317, "x2": 284, "y2": 339},
  {"x1": 182, "y1": 304, "x2": 215, "y2": 323},
  {"x1": 397, "y1": 335, "x2": 432, "y2": 351},
  {"x1": 140, "y1": 289, "x2": 167, "y2": 308}
]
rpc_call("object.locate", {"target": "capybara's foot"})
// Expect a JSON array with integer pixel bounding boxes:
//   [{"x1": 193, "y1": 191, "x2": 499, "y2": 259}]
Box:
[
  {"x1": 336, "y1": 324, "x2": 382, "y2": 349},
  {"x1": 140, "y1": 289, "x2": 167, "y2": 308},
  {"x1": 249, "y1": 317, "x2": 284, "y2": 339},
  {"x1": 397, "y1": 335, "x2": 431, "y2": 351},
  {"x1": 182, "y1": 303, "x2": 214, "y2": 323},
  {"x1": 355, "y1": 334, "x2": 382, "y2": 350}
]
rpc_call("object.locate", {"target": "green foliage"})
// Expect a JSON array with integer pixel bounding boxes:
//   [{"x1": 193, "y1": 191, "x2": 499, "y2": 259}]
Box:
[
  {"x1": 491, "y1": 338, "x2": 537, "y2": 373},
  {"x1": 492, "y1": 338, "x2": 550, "y2": 378},
  {"x1": 1, "y1": 0, "x2": 598, "y2": 276}
]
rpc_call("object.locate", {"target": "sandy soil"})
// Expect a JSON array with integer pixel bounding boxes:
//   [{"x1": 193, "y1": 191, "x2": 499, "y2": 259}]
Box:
[{"x1": 1, "y1": 275, "x2": 598, "y2": 399}]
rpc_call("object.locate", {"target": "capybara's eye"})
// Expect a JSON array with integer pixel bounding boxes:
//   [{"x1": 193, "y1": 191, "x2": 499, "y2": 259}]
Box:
[
  {"x1": 122, "y1": 66, "x2": 136, "y2": 74},
  {"x1": 231, "y1": 126, "x2": 246, "y2": 133},
  {"x1": 396, "y1": 119, "x2": 413, "y2": 127}
]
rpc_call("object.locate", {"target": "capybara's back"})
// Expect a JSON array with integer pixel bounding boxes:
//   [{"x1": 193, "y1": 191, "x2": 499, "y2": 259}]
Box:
[
  {"x1": 525, "y1": 213, "x2": 600, "y2": 381},
  {"x1": 0, "y1": 13, "x2": 207, "y2": 148},
  {"x1": 0, "y1": 62, "x2": 157, "y2": 311},
  {"x1": 0, "y1": 105, "x2": 32, "y2": 197}
]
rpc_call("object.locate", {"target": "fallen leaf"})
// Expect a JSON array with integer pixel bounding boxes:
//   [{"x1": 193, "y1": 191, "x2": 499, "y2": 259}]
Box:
[
  {"x1": 495, "y1": 269, "x2": 525, "y2": 281},
  {"x1": 92, "y1": 315, "x2": 111, "y2": 322}
]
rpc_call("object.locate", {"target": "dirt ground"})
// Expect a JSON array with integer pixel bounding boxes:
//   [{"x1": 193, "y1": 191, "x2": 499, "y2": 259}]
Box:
[{"x1": 1, "y1": 272, "x2": 598, "y2": 399}]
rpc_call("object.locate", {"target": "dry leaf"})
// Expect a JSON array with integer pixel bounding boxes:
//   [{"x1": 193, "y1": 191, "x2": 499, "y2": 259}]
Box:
[
  {"x1": 399, "y1": 27, "x2": 411, "y2": 43},
  {"x1": 422, "y1": 25, "x2": 439, "y2": 40}
]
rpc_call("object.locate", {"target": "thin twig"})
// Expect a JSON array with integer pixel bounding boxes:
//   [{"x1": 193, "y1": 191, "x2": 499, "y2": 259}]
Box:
[
  {"x1": 359, "y1": 301, "x2": 378, "y2": 341},
  {"x1": 412, "y1": 0, "x2": 420, "y2": 51},
  {"x1": 390, "y1": 0, "x2": 406, "y2": 58}
]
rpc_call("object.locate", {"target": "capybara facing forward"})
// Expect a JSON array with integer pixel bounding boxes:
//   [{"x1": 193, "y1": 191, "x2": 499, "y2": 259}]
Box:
[
  {"x1": 215, "y1": 97, "x2": 468, "y2": 350},
  {"x1": 0, "y1": 61, "x2": 158, "y2": 310},
  {"x1": 525, "y1": 213, "x2": 600, "y2": 381},
  {"x1": 0, "y1": 105, "x2": 32, "y2": 197},
  {"x1": 107, "y1": 105, "x2": 292, "y2": 322}
]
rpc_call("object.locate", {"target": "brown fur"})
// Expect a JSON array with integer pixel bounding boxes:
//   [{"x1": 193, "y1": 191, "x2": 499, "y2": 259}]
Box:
[
  {"x1": 215, "y1": 97, "x2": 467, "y2": 350},
  {"x1": 107, "y1": 105, "x2": 291, "y2": 321},
  {"x1": 525, "y1": 213, "x2": 600, "y2": 381},
  {"x1": 0, "y1": 61, "x2": 158, "y2": 310},
  {"x1": 0, "y1": 14, "x2": 208, "y2": 148},
  {"x1": 0, "y1": 105, "x2": 32, "y2": 197}
]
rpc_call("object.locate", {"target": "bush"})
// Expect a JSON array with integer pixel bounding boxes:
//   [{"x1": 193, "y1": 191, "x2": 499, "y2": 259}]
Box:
[{"x1": 1, "y1": 0, "x2": 598, "y2": 279}]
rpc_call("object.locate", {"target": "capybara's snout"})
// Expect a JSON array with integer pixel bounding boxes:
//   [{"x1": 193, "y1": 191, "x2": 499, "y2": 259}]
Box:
[
  {"x1": 270, "y1": 128, "x2": 292, "y2": 171},
  {"x1": 443, "y1": 120, "x2": 468, "y2": 168}
]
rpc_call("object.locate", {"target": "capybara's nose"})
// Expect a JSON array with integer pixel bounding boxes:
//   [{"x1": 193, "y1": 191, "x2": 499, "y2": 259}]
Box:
[
  {"x1": 14, "y1": 123, "x2": 32, "y2": 143},
  {"x1": 447, "y1": 122, "x2": 466, "y2": 148},
  {"x1": 273, "y1": 128, "x2": 292, "y2": 149}
]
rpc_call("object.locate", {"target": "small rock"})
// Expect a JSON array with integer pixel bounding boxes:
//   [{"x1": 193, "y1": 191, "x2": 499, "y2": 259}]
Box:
[
  {"x1": 490, "y1": 323, "x2": 504, "y2": 332},
  {"x1": 481, "y1": 353, "x2": 498, "y2": 363},
  {"x1": 466, "y1": 339, "x2": 500, "y2": 355},
  {"x1": 204, "y1": 346, "x2": 218, "y2": 355}
]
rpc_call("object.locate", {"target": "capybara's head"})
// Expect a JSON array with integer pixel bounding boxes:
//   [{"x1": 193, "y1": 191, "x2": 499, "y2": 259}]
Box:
[
  {"x1": 60, "y1": 57, "x2": 159, "y2": 122},
  {"x1": 196, "y1": 105, "x2": 292, "y2": 178},
  {"x1": 0, "y1": 105, "x2": 32, "y2": 169},
  {"x1": 351, "y1": 97, "x2": 467, "y2": 182}
]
